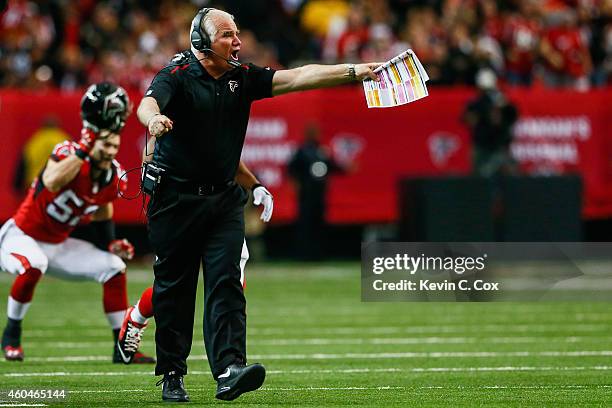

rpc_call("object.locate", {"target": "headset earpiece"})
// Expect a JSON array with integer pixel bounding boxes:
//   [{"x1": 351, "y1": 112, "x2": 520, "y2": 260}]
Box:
[{"x1": 190, "y1": 8, "x2": 212, "y2": 52}]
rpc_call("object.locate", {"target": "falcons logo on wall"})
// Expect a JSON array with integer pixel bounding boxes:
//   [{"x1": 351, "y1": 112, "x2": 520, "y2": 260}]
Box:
[{"x1": 428, "y1": 132, "x2": 459, "y2": 167}]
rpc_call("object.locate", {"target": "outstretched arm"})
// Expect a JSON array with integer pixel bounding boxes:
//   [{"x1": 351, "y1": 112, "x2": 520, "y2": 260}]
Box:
[{"x1": 272, "y1": 62, "x2": 382, "y2": 96}]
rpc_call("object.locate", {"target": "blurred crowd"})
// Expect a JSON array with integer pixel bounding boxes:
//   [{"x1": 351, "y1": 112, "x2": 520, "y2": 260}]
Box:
[{"x1": 1, "y1": 0, "x2": 610, "y2": 92}]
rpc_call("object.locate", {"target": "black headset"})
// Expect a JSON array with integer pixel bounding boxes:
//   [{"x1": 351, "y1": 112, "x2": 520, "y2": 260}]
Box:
[{"x1": 190, "y1": 8, "x2": 212, "y2": 52}]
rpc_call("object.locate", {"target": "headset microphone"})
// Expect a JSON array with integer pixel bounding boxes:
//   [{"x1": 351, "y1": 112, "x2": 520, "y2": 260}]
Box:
[
  {"x1": 202, "y1": 48, "x2": 242, "y2": 68},
  {"x1": 226, "y1": 59, "x2": 242, "y2": 68}
]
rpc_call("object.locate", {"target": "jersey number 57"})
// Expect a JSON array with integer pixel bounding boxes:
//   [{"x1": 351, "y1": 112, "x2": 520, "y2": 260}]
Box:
[{"x1": 46, "y1": 189, "x2": 98, "y2": 226}]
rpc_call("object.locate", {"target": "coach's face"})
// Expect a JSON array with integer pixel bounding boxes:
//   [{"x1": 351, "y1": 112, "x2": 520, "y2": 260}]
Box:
[
  {"x1": 91, "y1": 132, "x2": 120, "y2": 170},
  {"x1": 210, "y1": 16, "x2": 241, "y2": 66}
]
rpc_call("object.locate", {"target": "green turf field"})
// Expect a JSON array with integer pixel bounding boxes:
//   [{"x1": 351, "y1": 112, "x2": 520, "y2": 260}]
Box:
[{"x1": 0, "y1": 262, "x2": 611, "y2": 406}]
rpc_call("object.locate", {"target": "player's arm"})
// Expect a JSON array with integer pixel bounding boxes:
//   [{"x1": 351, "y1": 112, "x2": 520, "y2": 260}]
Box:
[
  {"x1": 42, "y1": 128, "x2": 99, "y2": 193},
  {"x1": 272, "y1": 63, "x2": 382, "y2": 96},
  {"x1": 42, "y1": 155, "x2": 84, "y2": 193},
  {"x1": 90, "y1": 203, "x2": 134, "y2": 260},
  {"x1": 92, "y1": 202, "x2": 113, "y2": 221}
]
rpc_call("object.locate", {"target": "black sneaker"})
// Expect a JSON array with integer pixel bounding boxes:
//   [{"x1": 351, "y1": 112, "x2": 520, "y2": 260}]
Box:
[
  {"x1": 215, "y1": 363, "x2": 266, "y2": 401},
  {"x1": 156, "y1": 371, "x2": 190, "y2": 402}
]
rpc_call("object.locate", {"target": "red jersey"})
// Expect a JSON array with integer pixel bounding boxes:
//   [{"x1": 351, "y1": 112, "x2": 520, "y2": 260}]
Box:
[
  {"x1": 504, "y1": 16, "x2": 541, "y2": 75},
  {"x1": 13, "y1": 141, "x2": 127, "y2": 243},
  {"x1": 544, "y1": 27, "x2": 588, "y2": 77}
]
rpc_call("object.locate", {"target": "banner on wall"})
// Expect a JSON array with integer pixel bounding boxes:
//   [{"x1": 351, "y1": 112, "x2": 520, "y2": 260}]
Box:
[{"x1": 0, "y1": 87, "x2": 610, "y2": 224}]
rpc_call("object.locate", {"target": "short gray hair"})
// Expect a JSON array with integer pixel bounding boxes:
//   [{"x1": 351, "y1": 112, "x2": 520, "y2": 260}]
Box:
[{"x1": 201, "y1": 9, "x2": 235, "y2": 42}]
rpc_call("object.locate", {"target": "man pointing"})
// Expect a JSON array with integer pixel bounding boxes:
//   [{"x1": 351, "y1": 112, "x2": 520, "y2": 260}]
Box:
[{"x1": 139, "y1": 7, "x2": 380, "y2": 402}]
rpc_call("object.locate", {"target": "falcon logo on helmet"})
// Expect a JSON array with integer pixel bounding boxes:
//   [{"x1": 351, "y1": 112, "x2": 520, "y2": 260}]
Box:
[{"x1": 80, "y1": 82, "x2": 131, "y2": 134}]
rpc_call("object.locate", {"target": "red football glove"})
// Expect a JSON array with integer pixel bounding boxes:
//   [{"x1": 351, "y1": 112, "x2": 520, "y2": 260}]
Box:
[
  {"x1": 77, "y1": 127, "x2": 98, "y2": 156},
  {"x1": 108, "y1": 239, "x2": 135, "y2": 260}
]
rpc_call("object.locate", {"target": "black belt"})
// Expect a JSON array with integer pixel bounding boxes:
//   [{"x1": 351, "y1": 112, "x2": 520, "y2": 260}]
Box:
[{"x1": 163, "y1": 179, "x2": 236, "y2": 196}]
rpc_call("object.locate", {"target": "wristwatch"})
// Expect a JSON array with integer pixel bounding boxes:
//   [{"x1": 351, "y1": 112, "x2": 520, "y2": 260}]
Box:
[{"x1": 347, "y1": 64, "x2": 356, "y2": 81}]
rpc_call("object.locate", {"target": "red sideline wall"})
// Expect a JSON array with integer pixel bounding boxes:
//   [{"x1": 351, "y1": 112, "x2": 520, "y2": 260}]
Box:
[{"x1": 1, "y1": 87, "x2": 610, "y2": 224}]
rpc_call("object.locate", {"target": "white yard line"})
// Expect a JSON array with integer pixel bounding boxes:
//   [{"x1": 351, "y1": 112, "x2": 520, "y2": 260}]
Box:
[
  {"x1": 243, "y1": 350, "x2": 612, "y2": 360},
  {"x1": 0, "y1": 405, "x2": 47, "y2": 407},
  {"x1": 71, "y1": 389, "x2": 148, "y2": 393},
  {"x1": 57, "y1": 384, "x2": 612, "y2": 394},
  {"x1": 23, "y1": 335, "x2": 612, "y2": 349},
  {"x1": 261, "y1": 386, "x2": 405, "y2": 391},
  {"x1": 69, "y1": 386, "x2": 405, "y2": 394},
  {"x1": 19, "y1": 323, "x2": 612, "y2": 338},
  {"x1": 3, "y1": 350, "x2": 612, "y2": 363},
  {"x1": 419, "y1": 385, "x2": 612, "y2": 390},
  {"x1": 247, "y1": 324, "x2": 612, "y2": 335},
  {"x1": 267, "y1": 366, "x2": 612, "y2": 374},
  {"x1": 259, "y1": 385, "x2": 612, "y2": 391},
  {"x1": 4, "y1": 365, "x2": 612, "y2": 378},
  {"x1": 3, "y1": 371, "x2": 154, "y2": 377}
]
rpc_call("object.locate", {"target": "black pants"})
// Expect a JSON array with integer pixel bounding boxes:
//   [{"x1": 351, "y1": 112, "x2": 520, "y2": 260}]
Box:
[{"x1": 148, "y1": 182, "x2": 248, "y2": 378}]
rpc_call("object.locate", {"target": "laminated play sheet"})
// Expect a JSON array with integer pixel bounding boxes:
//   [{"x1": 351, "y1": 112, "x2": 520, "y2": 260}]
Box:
[{"x1": 363, "y1": 49, "x2": 429, "y2": 108}]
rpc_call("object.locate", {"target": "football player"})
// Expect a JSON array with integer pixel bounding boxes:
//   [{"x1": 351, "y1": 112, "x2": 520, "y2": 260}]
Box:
[{"x1": 0, "y1": 82, "x2": 154, "y2": 364}]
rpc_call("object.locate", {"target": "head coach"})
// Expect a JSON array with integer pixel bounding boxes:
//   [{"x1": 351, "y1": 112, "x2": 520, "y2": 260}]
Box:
[{"x1": 137, "y1": 7, "x2": 381, "y2": 403}]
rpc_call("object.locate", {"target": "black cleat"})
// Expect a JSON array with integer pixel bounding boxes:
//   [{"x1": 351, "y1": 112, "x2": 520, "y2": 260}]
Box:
[
  {"x1": 112, "y1": 348, "x2": 155, "y2": 364},
  {"x1": 215, "y1": 363, "x2": 266, "y2": 401},
  {"x1": 2, "y1": 321, "x2": 23, "y2": 362},
  {"x1": 3, "y1": 345, "x2": 24, "y2": 361},
  {"x1": 156, "y1": 372, "x2": 190, "y2": 402},
  {"x1": 112, "y1": 308, "x2": 155, "y2": 365},
  {"x1": 115, "y1": 307, "x2": 149, "y2": 364}
]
